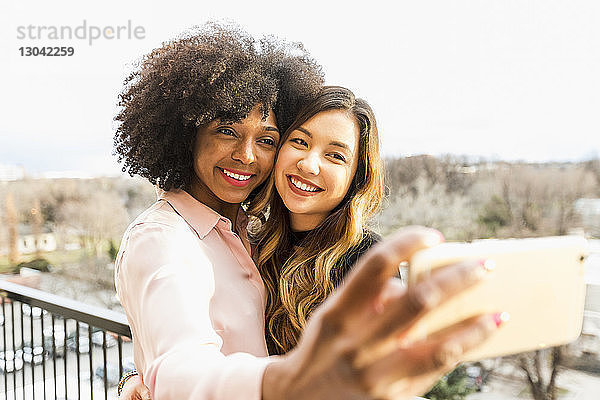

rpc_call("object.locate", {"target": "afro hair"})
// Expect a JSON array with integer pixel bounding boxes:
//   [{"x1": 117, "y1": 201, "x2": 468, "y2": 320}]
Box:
[{"x1": 114, "y1": 21, "x2": 324, "y2": 190}]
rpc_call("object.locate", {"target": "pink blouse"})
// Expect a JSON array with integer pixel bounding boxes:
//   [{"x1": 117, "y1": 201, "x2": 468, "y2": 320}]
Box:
[{"x1": 115, "y1": 189, "x2": 272, "y2": 399}]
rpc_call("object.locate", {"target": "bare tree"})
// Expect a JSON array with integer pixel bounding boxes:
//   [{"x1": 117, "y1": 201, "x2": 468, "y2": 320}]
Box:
[
  {"x1": 56, "y1": 190, "x2": 129, "y2": 257},
  {"x1": 377, "y1": 176, "x2": 478, "y2": 240},
  {"x1": 5, "y1": 192, "x2": 20, "y2": 266},
  {"x1": 516, "y1": 347, "x2": 564, "y2": 400},
  {"x1": 584, "y1": 157, "x2": 600, "y2": 195},
  {"x1": 31, "y1": 198, "x2": 43, "y2": 258}
]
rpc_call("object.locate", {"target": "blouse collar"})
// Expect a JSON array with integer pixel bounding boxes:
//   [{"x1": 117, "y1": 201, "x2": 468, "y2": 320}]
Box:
[{"x1": 157, "y1": 189, "x2": 247, "y2": 239}]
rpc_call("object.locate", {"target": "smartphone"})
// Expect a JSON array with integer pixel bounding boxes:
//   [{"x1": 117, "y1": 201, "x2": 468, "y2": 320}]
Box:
[{"x1": 407, "y1": 235, "x2": 589, "y2": 361}]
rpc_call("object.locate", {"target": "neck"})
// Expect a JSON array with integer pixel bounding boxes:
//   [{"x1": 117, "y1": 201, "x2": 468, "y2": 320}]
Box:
[
  {"x1": 187, "y1": 180, "x2": 241, "y2": 226},
  {"x1": 289, "y1": 212, "x2": 327, "y2": 232}
]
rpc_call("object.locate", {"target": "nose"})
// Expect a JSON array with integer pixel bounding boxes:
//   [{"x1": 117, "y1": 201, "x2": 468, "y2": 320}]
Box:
[
  {"x1": 297, "y1": 152, "x2": 320, "y2": 175},
  {"x1": 232, "y1": 139, "x2": 256, "y2": 165}
]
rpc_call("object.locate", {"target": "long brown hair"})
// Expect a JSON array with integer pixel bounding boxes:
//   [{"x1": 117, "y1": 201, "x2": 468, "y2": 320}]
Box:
[{"x1": 248, "y1": 86, "x2": 385, "y2": 354}]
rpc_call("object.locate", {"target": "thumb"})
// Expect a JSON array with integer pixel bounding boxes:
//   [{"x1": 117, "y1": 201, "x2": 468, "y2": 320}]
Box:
[{"x1": 331, "y1": 226, "x2": 443, "y2": 316}]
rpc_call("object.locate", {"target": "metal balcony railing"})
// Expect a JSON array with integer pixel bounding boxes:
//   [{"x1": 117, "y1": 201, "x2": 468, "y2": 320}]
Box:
[{"x1": 0, "y1": 280, "x2": 132, "y2": 400}]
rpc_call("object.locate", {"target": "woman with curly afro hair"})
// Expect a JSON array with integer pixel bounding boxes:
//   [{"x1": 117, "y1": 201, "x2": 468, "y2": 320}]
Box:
[
  {"x1": 114, "y1": 22, "x2": 323, "y2": 195},
  {"x1": 115, "y1": 22, "x2": 500, "y2": 400}
]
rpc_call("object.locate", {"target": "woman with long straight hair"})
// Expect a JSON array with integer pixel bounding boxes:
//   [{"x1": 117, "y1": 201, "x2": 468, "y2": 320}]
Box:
[{"x1": 249, "y1": 86, "x2": 385, "y2": 354}]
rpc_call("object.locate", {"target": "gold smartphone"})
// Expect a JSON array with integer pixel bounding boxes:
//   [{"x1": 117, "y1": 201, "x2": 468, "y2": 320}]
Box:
[{"x1": 407, "y1": 235, "x2": 589, "y2": 361}]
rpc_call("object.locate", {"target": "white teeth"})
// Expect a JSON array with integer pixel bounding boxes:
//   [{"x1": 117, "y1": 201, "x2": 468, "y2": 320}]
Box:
[
  {"x1": 290, "y1": 177, "x2": 319, "y2": 192},
  {"x1": 222, "y1": 169, "x2": 251, "y2": 181}
]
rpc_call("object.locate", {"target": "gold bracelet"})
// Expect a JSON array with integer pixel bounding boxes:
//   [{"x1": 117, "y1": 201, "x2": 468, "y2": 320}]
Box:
[{"x1": 117, "y1": 369, "x2": 139, "y2": 397}]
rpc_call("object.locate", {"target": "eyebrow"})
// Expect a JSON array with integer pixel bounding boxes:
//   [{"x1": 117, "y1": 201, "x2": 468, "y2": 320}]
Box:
[
  {"x1": 218, "y1": 121, "x2": 279, "y2": 133},
  {"x1": 297, "y1": 127, "x2": 313, "y2": 138},
  {"x1": 217, "y1": 121, "x2": 281, "y2": 135},
  {"x1": 296, "y1": 127, "x2": 351, "y2": 152}
]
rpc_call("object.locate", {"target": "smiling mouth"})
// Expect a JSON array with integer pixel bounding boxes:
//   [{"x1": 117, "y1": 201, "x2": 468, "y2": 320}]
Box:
[
  {"x1": 218, "y1": 167, "x2": 255, "y2": 187},
  {"x1": 288, "y1": 175, "x2": 323, "y2": 193},
  {"x1": 219, "y1": 167, "x2": 253, "y2": 181}
]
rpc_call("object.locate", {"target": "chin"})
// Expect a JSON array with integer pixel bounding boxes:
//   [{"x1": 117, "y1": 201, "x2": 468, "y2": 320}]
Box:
[
  {"x1": 282, "y1": 200, "x2": 310, "y2": 215},
  {"x1": 217, "y1": 190, "x2": 251, "y2": 205}
]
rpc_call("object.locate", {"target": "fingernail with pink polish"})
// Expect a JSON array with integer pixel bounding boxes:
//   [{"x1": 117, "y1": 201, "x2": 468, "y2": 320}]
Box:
[
  {"x1": 493, "y1": 312, "x2": 510, "y2": 327},
  {"x1": 423, "y1": 229, "x2": 445, "y2": 247},
  {"x1": 479, "y1": 259, "x2": 496, "y2": 272}
]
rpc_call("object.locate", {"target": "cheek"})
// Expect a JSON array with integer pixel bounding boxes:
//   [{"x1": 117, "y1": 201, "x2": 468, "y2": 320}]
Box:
[
  {"x1": 274, "y1": 158, "x2": 287, "y2": 193},
  {"x1": 192, "y1": 142, "x2": 212, "y2": 172},
  {"x1": 193, "y1": 137, "x2": 221, "y2": 165},
  {"x1": 274, "y1": 159, "x2": 283, "y2": 180},
  {"x1": 265, "y1": 150, "x2": 277, "y2": 169},
  {"x1": 274, "y1": 147, "x2": 299, "y2": 193},
  {"x1": 328, "y1": 168, "x2": 354, "y2": 199},
  {"x1": 258, "y1": 151, "x2": 276, "y2": 185},
  {"x1": 274, "y1": 147, "x2": 295, "y2": 175}
]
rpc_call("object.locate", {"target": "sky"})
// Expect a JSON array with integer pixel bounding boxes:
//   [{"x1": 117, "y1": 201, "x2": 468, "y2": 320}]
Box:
[{"x1": 1, "y1": 0, "x2": 599, "y2": 176}]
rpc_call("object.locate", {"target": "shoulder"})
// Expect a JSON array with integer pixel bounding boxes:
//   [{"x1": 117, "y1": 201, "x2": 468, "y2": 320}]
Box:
[
  {"x1": 116, "y1": 201, "x2": 210, "y2": 281},
  {"x1": 129, "y1": 200, "x2": 188, "y2": 230},
  {"x1": 359, "y1": 230, "x2": 381, "y2": 249},
  {"x1": 332, "y1": 230, "x2": 382, "y2": 285},
  {"x1": 121, "y1": 200, "x2": 194, "y2": 246},
  {"x1": 348, "y1": 230, "x2": 381, "y2": 262}
]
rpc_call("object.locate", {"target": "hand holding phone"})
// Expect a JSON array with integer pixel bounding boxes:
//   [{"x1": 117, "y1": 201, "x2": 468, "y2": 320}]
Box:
[{"x1": 407, "y1": 235, "x2": 589, "y2": 360}]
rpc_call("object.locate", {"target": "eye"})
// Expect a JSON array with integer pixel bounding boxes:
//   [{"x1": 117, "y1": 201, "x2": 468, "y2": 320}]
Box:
[
  {"x1": 258, "y1": 137, "x2": 277, "y2": 147},
  {"x1": 217, "y1": 127, "x2": 236, "y2": 137},
  {"x1": 328, "y1": 153, "x2": 347, "y2": 163},
  {"x1": 290, "y1": 137, "x2": 308, "y2": 147}
]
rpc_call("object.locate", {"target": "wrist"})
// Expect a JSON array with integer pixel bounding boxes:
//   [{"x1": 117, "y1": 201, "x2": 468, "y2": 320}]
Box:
[{"x1": 117, "y1": 369, "x2": 139, "y2": 397}]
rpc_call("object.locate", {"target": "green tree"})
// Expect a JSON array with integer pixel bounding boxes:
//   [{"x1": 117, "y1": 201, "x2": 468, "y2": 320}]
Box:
[
  {"x1": 477, "y1": 194, "x2": 512, "y2": 236},
  {"x1": 425, "y1": 365, "x2": 476, "y2": 400},
  {"x1": 107, "y1": 240, "x2": 119, "y2": 262}
]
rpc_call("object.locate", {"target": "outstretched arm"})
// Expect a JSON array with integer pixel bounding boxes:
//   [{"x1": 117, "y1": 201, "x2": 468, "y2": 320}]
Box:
[
  {"x1": 119, "y1": 225, "x2": 498, "y2": 400},
  {"x1": 263, "y1": 226, "x2": 499, "y2": 400}
]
